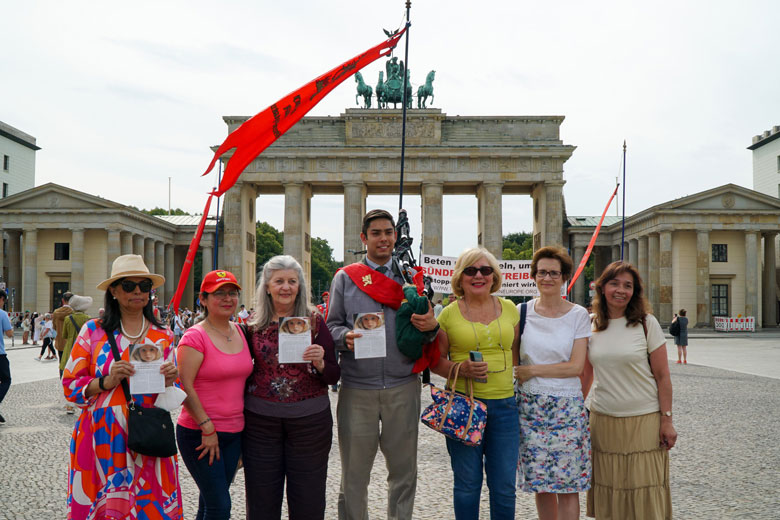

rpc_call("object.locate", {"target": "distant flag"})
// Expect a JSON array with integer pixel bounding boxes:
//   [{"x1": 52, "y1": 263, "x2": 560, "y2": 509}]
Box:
[
  {"x1": 169, "y1": 28, "x2": 406, "y2": 312},
  {"x1": 568, "y1": 185, "x2": 620, "y2": 294}
]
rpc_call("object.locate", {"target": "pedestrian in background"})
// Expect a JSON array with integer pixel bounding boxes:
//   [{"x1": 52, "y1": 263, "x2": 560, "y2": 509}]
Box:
[
  {"x1": 36, "y1": 314, "x2": 57, "y2": 361},
  {"x1": 673, "y1": 309, "x2": 689, "y2": 364},
  {"x1": 32, "y1": 312, "x2": 42, "y2": 345},
  {"x1": 53, "y1": 292, "x2": 74, "y2": 365},
  {"x1": 22, "y1": 312, "x2": 31, "y2": 344},
  {"x1": 59, "y1": 295, "x2": 93, "y2": 414},
  {"x1": 0, "y1": 290, "x2": 13, "y2": 424},
  {"x1": 581, "y1": 261, "x2": 677, "y2": 519},
  {"x1": 513, "y1": 247, "x2": 592, "y2": 520},
  {"x1": 176, "y1": 270, "x2": 253, "y2": 520}
]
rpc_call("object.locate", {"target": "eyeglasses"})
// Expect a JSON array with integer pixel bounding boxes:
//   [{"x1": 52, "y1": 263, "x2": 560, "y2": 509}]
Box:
[
  {"x1": 536, "y1": 270, "x2": 562, "y2": 280},
  {"x1": 119, "y1": 279, "x2": 153, "y2": 293},
  {"x1": 462, "y1": 266, "x2": 494, "y2": 277},
  {"x1": 212, "y1": 290, "x2": 240, "y2": 299}
]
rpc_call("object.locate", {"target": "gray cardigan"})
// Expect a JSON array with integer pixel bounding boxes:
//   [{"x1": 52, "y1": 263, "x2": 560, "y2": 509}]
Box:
[{"x1": 326, "y1": 260, "x2": 434, "y2": 390}]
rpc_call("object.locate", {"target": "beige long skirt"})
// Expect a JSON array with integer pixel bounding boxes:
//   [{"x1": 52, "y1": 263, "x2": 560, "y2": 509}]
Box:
[{"x1": 586, "y1": 410, "x2": 672, "y2": 520}]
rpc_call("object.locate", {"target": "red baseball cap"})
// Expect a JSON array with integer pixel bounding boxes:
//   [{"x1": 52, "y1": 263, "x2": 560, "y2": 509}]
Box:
[{"x1": 200, "y1": 270, "x2": 242, "y2": 293}]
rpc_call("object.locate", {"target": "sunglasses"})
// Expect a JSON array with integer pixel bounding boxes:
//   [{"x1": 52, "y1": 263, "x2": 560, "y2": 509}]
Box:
[
  {"x1": 462, "y1": 266, "x2": 494, "y2": 277},
  {"x1": 118, "y1": 279, "x2": 153, "y2": 293}
]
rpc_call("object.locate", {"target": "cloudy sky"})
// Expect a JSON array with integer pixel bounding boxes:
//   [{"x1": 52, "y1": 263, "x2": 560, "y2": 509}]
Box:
[{"x1": 3, "y1": 1, "x2": 778, "y2": 261}]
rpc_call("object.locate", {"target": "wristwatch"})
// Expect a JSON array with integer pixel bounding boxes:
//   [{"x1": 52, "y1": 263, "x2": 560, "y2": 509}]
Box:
[{"x1": 661, "y1": 411, "x2": 672, "y2": 417}]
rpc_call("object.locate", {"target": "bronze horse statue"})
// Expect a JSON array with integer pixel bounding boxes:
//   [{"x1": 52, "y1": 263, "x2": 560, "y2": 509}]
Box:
[
  {"x1": 417, "y1": 70, "x2": 435, "y2": 109},
  {"x1": 355, "y1": 71, "x2": 372, "y2": 108},
  {"x1": 376, "y1": 71, "x2": 387, "y2": 109}
]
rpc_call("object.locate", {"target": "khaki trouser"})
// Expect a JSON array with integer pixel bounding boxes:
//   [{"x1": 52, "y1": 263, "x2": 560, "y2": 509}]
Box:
[{"x1": 337, "y1": 378, "x2": 421, "y2": 520}]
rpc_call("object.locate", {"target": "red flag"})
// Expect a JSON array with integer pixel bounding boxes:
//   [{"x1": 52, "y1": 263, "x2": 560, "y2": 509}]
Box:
[
  {"x1": 203, "y1": 29, "x2": 406, "y2": 196},
  {"x1": 169, "y1": 194, "x2": 214, "y2": 312},
  {"x1": 568, "y1": 186, "x2": 620, "y2": 293}
]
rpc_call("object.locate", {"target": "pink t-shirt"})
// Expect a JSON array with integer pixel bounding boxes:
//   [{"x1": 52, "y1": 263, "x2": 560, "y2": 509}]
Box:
[{"x1": 177, "y1": 323, "x2": 253, "y2": 433}]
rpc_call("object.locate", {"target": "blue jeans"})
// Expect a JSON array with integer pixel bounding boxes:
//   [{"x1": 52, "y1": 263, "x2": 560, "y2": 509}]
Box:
[
  {"x1": 446, "y1": 396, "x2": 519, "y2": 520},
  {"x1": 176, "y1": 424, "x2": 242, "y2": 520}
]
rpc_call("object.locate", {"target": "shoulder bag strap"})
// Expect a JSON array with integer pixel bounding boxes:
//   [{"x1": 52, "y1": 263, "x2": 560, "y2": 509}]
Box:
[
  {"x1": 69, "y1": 315, "x2": 79, "y2": 330},
  {"x1": 519, "y1": 302, "x2": 528, "y2": 338},
  {"x1": 105, "y1": 330, "x2": 133, "y2": 407}
]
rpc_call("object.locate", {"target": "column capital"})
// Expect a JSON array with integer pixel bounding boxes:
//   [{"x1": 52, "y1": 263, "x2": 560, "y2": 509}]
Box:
[
  {"x1": 762, "y1": 230, "x2": 779, "y2": 239},
  {"x1": 71, "y1": 227, "x2": 85, "y2": 233},
  {"x1": 544, "y1": 180, "x2": 566, "y2": 188}
]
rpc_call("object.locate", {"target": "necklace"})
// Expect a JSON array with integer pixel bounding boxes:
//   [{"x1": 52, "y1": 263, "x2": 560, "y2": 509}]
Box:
[
  {"x1": 463, "y1": 297, "x2": 506, "y2": 374},
  {"x1": 205, "y1": 319, "x2": 233, "y2": 342},
  {"x1": 120, "y1": 316, "x2": 146, "y2": 339}
]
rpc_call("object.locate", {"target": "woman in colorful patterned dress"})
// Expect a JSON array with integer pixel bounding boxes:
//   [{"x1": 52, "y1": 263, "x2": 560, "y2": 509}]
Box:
[
  {"x1": 433, "y1": 247, "x2": 521, "y2": 520},
  {"x1": 242, "y1": 255, "x2": 340, "y2": 520},
  {"x1": 63, "y1": 254, "x2": 181, "y2": 520},
  {"x1": 513, "y1": 246, "x2": 592, "y2": 520}
]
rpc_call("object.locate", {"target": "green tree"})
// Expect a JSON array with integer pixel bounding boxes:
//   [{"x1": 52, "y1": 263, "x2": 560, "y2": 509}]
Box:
[
  {"x1": 502, "y1": 232, "x2": 533, "y2": 260},
  {"x1": 256, "y1": 221, "x2": 284, "y2": 268}
]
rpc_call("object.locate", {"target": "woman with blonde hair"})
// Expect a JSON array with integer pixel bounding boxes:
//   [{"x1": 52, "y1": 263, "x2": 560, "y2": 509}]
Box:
[
  {"x1": 242, "y1": 255, "x2": 340, "y2": 519},
  {"x1": 433, "y1": 247, "x2": 521, "y2": 519},
  {"x1": 581, "y1": 261, "x2": 677, "y2": 519}
]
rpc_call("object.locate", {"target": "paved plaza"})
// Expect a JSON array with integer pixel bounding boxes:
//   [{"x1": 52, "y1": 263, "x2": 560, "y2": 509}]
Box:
[{"x1": 1, "y1": 330, "x2": 779, "y2": 519}]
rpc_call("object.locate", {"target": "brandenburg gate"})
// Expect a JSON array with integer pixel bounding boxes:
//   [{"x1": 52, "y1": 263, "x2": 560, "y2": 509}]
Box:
[{"x1": 219, "y1": 108, "x2": 575, "y2": 302}]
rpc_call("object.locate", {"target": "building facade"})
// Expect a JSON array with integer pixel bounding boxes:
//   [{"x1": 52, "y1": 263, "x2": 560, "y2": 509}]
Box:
[
  {"x1": 0, "y1": 184, "x2": 215, "y2": 316},
  {"x1": 566, "y1": 184, "x2": 780, "y2": 328},
  {"x1": 749, "y1": 125, "x2": 780, "y2": 199},
  {"x1": 0, "y1": 121, "x2": 38, "y2": 199}
]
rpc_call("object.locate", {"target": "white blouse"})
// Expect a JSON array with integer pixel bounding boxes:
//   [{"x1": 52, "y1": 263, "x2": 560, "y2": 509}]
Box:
[{"x1": 517, "y1": 299, "x2": 592, "y2": 398}]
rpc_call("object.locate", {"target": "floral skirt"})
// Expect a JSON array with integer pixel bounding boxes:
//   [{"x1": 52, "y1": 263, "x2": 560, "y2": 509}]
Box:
[{"x1": 516, "y1": 391, "x2": 591, "y2": 493}]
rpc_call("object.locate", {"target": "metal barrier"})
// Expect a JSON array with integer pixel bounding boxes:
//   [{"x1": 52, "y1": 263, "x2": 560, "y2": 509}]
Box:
[{"x1": 714, "y1": 316, "x2": 755, "y2": 332}]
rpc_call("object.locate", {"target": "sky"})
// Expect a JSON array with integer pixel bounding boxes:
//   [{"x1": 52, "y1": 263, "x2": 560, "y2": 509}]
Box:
[{"x1": 3, "y1": 0, "x2": 779, "y2": 261}]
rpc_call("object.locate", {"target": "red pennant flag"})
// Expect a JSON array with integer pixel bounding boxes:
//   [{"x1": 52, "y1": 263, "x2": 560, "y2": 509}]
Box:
[
  {"x1": 203, "y1": 28, "x2": 406, "y2": 196},
  {"x1": 568, "y1": 185, "x2": 620, "y2": 293},
  {"x1": 169, "y1": 194, "x2": 214, "y2": 313}
]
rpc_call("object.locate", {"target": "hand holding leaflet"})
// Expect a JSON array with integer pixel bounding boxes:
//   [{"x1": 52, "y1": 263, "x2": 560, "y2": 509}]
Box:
[
  {"x1": 129, "y1": 341, "x2": 165, "y2": 394},
  {"x1": 278, "y1": 317, "x2": 311, "y2": 363},
  {"x1": 353, "y1": 312, "x2": 386, "y2": 359}
]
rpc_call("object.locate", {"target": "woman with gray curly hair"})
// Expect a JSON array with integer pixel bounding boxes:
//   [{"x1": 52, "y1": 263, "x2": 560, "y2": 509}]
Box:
[{"x1": 242, "y1": 255, "x2": 340, "y2": 520}]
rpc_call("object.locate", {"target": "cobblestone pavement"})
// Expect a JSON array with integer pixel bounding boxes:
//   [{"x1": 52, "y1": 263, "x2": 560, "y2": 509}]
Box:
[{"x1": 1, "y1": 345, "x2": 779, "y2": 518}]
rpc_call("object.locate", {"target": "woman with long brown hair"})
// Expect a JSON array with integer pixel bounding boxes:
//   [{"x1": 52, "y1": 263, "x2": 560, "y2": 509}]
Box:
[{"x1": 581, "y1": 261, "x2": 677, "y2": 519}]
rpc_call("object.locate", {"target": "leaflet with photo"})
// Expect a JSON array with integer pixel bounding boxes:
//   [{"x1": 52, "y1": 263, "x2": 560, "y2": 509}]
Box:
[
  {"x1": 129, "y1": 341, "x2": 165, "y2": 394},
  {"x1": 278, "y1": 317, "x2": 311, "y2": 363},
  {"x1": 353, "y1": 311, "x2": 386, "y2": 359}
]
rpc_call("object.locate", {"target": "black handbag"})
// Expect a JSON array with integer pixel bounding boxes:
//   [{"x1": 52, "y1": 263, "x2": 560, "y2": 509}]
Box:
[{"x1": 106, "y1": 332, "x2": 178, "y2": 458}]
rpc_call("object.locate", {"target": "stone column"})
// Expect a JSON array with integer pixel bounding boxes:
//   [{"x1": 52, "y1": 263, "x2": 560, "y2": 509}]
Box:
[
  {"x1": 154, "y1": 241, "x2": 165, "y2": 302},
  {"x1": 164, "y1": 244, "x2": 174, "y2": 307},
  {"x1": 477, "y1": 182, "x2": 504, "y2": 258},
  {"x1": 659, "y1": 230, "x2": 673, "y2": 324},
  {"x1": 763, "y1": 232, "x2": 778, "y2": 327},
  {"x1": 283, "y1": 182, "x2": 312, "y2": 281},
  {"x1": 648, "y1": 233, "x2": 660, "y2": 314},
  {"x1": 107, "y1": 229, "x2": 121, "y2": 278},
  {"x1": 222, "y1": 187, "x2": 243, "y2": 284},
  {"x1": 544, "y1": 180, "x2": 565, "y2": 247},
  {"x1": 611, "y1": 244, "x2": 621, "y2": 263},
  {"x1": 7, "y1": 231, "x2": 22, "y2": 310},
  {"x1": 143, "y1": 238, "x2": 155, "y2": 272},
  {"x1": 629, "y1": 238, "x2": 639, "y2": 267},
  {"x1": 638, "y1": 236, "x2": 649, "y2": 287},
  {"x1": 594, "y1": 247, "x2": 610, "y2": 281},
  {"x1": 120, "y1": 232, "x2": 133, "y2": 256},
  {"x1": 70, "y1": 229, "x2": 85, "y2": 296},
  {"x1": 23, "y1": 228, "x2": 37, "y2": 312},
  {"x1": 0, "y1": 228, "x2": 4, "y2": 284},
  {"x1": 221, "y1": 183, "x2": 257, "y2": 306},
  {"x1": 133, "y1": 234, "x2": 144, "y2": 257},
  {"x1": 421, "y1": 182, "x2": 444, "y2": 255},
  {"x1": 745, "y1": 231, "x2": 759, "y2": 324},
  {"x1": 202, "y1": 245, "x2": 213, "y2": 276},
  {"x1": 696, "y1": 230, "x2": 711, "y2": 327},
  {"x1": 573, "y1": 245, "x2": 586, "y2": 305},
  {"x1": 343, "y1": 181, "x2": 367, "y2": 263}
]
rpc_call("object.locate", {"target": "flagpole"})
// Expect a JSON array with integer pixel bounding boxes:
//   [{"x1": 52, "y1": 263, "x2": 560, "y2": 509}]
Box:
[
  {"x1": 620, "y1": 140, "x2": 626, "y2": 260},
  {"x1": 213, "y1": 159, "x2": 222, "y2": 270},
  {"x1": 398, "y1": 0, "x2": 411, "y2": 211}
]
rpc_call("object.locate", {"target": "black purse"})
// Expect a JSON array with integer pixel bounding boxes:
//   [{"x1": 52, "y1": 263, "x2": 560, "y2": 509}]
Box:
[{"x1": 106, "y1": 331, "x2": 178, "y2": 458}]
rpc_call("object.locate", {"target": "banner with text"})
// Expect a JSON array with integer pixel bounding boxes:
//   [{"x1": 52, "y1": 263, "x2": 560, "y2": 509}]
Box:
[{"x1": 421, "y1": 254, "x2": 567, "y2": 297}]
